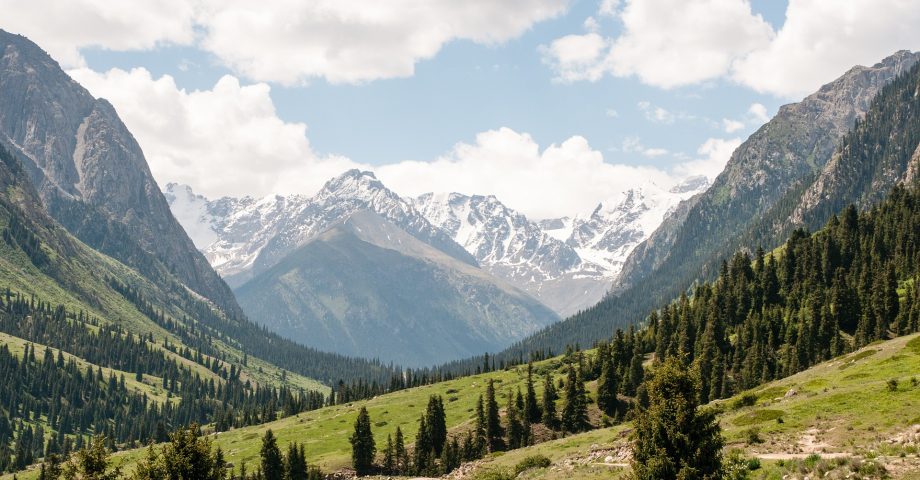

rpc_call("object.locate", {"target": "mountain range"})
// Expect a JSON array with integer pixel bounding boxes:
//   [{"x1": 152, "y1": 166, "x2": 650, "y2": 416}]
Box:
[{"x1": 498, "y1": 49, "x2": 920, "y2": 359}]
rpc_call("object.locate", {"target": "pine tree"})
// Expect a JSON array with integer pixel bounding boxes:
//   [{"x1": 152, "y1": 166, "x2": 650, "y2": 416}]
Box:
[
  {"x1": 596, "y1": 357, "x2": 619, "y2": 417},
  {"x1": 285, "y1": 442, "x2": 308, "y2": 480},
  {"x1": 473, "y1": 395, "x2": 487, "y2": 456},
  {"x1": 560, "y1": 365, "x2": 589, "y2": 434},
  {"x1": 425, "y1": 395, "x2": 447, "y2": 457},
  {"x1": 524, "y1": 363, "x2": 542, "y2": 423},
  {"x1": 382, "y1": 434, "x2": 395, "y2": 475},
  {"x1": 394, "y1": 427, "x2": 408, "y2": 475},
  {"x1": 541, "y1": 372, "x2": 559, "y2": 430},
  {"x1": 350, "y1": 407, "x2": 376, "y2": 476},
  {"x1": 505, "y1": 389, "x2": 524, "y2": 449},
  {"x1": 484, "y1": 380, "x2": 505, "y2": 452},
  {"x1": 260, "y1": 430, "x2": 285, "y2": 480},
  {"x1": 632, "y1": 357, "x2": 723, "y2": 480}
]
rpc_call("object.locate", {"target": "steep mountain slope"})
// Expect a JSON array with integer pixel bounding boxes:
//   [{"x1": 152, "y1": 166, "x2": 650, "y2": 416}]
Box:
[
  {"x1": 616, "y1": 50, "x2": 920, "y2": 294},
  {"x1": 411, "y1": 193, "x2": 604, "y2": 316},
  {"x1": 165, "y1": 170, "x2": 475, "y2": 288},
  {"x1": 500, "y1": 50, "x2": 920, "y2": 358},
  {"x1": 234, "y1": 210, "x2": 559, "y2": 366},
  {"x1": 0, "y1": 29, "x2": 240, "y2": 316},
  {"x1": 410, "y1": 178, "x2": 707, "y2": 316}
]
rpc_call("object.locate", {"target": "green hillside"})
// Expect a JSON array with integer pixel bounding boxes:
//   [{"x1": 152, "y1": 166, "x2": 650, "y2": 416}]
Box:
[{"x1": 6, "y1": 334, "x2": 916, "y2": 480}]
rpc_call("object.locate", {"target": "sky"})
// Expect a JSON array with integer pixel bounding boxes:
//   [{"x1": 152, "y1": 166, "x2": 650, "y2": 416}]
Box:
[{"x1": 2, "y1": 0, "x2": 920, "y2": 219}]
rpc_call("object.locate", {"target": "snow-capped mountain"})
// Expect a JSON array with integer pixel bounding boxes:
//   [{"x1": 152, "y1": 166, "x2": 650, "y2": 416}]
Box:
[
  {"x1": 164, "y1": 170, "x2": 474, "y2": 287},
  {"x1": 410, "y1": 177, "x2": 707, "y2": 316},
  {"x1": 166, "y1": 171, "x2": 708, "y2": 316},
  {"x1": 552, "y1": 175, "x2": 710, "y2": 278}
]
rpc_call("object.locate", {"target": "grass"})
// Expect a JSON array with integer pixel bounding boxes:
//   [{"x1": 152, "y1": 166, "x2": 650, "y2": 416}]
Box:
[{"x1": 5, "y1": 333, "x2": 920, "y2": 479}]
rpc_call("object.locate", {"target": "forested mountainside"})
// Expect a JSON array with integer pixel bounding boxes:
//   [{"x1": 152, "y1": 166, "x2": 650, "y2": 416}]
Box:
[
  {"x1": 25, "y1": 180, "x2": 920, "y2": 477},
  {"x1": 0, "y1": 30, "x2": 240, "y2": 318},
  {"x1": 496, "y1": 50, "x2": 920, "y2": 359}
]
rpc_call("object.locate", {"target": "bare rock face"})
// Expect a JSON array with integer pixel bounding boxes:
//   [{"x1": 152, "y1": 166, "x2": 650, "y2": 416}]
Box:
[
  {"x1": 0, "y1": 29, "x2": 241, "y2": 316},
  {"x1": 615, "y1": 50, "x2": 920, "y2": 293}
]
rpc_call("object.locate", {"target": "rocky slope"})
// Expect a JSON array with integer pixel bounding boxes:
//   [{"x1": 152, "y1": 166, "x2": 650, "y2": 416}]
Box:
[
  {"x1": 411, "y1": 177, "x2": 706, "y2": 316},
  {"x1": 0, "y1": 29, "x2": 241, "y2": 317},
  {"x1": 615, "y1": 49, "x2": 920, "y2": 293},
  {"x1": 501, "y1": 50, "x2": 920, "y2": 358},
  {"x1": 165, "y1": 170, "x2": 475, "y2": 287},
  {"x1": 234, "y1": 210, "x2": 559, "y2": 366}
]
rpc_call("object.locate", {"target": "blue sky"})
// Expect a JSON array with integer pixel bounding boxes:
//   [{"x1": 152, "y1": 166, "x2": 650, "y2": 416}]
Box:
[
  {"x1": 79, "y1": 0, "x2": 786, "y2": 168},
  {"x1": 4, "y1": 0, "x2": 918, "y2": 218}
]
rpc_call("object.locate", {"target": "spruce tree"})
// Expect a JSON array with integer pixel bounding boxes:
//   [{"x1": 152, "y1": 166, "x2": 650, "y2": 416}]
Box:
[
  {"x1": 541, "y1": 372, "x2": 558, "y2": 430},
  {"x1": 524, "y1": 363, "x2": 542, "y2": 423},
  {"x1": 260, "y1": 430, "x2": 284, "y2": 480},
  {"x1": 425, "y1": 395, "x2": 447, "y2": 457},
  {"x1": 382, "y1": 434, "x2": 395, "y2": 475},
  {"x1": 596, "y1": 358, "x2": 619, "y2": 417},
  {"x1": 484, "y1": 380, "x2": 505, "y2": 452},
  {"x1": 473, "y1": 395, "x2": 487, "y2": 455},
  {"x1": 632, "y1": 357, "x2": 723, "y2": 480},
  {"x1": 349, "y1": 407, "x2": 376, "y2": 476},
  {"x1": 560, "y1": 366, "x2": 589, "y2": 434},
  {"x1": 394, "y1": 426, "x2": 408, "y2": 475},
  {"x1": 285, "y1": 442, "x2": 308, "y2": 480},
  {"x1": 505, "y1": 389, "x2": 524, "y2": 449}
]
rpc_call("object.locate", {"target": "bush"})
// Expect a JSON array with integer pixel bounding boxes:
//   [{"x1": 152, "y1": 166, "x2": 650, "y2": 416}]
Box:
[
  {"x1": 744, "y1": 427, "x2": 763, "y2": 445},
  {"x1": 733, "y1": 392, "x2": 758, "y2": 410},
  {"x1": 514, "y1": 455, "x2": 552, "y2": 475},
  {"x1": 887, "y1": 378, "x2": 899, "y2": 392}
]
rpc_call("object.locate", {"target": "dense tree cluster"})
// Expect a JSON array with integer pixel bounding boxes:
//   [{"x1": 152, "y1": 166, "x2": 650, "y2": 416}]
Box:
[{"x1": 0, "y1": 291, "x2": 325, "y2": 474}]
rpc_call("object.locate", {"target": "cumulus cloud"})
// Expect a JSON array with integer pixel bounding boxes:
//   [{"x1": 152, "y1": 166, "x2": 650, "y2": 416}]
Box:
[
  {"x1": 0, "y1": 0, "x2": 196, "y2": 67},
  {"x1": 542, "y1": 0, "x2": 773, "y2": 88},
  {"x1": 732, "y1": 0, "x2": 920, "y2": 97},
  {"x1": 377, "y1": 129, "x2": 678, "y2": 219},
  {"x1": 722, "y1": 119, "x2": 745, "y2": 133},
  {"x1": 69, "y1": 67, "x2": 365, "y2": 198},
  {"x1": 1, "y1": 0, "x2": 568, "y2": 84},
  {"x1": 673, "y1": 137, "x2": 741, "y2": 180},
  {"x1": 542, "y1": 0, "x2": 920, "y2": 98},
  {"x1": 539, "y1": 33, "x2": 609, "y2": 82},
  {"x1": 747, "y1": 103, "x2": 770, "y2": 123},
  {"x1": 69, "y1": 68, "x2": 733, "y2": 220}
]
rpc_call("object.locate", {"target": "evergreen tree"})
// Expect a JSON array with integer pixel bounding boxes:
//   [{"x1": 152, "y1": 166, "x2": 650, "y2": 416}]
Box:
[
  {"x1": 524, "y1": 363, "x2": 542, "y2": 423},
  {"x1": 260, "y1": 430, "x2": 285, "y2": 480},
  {"x1": 484, "y1": 380, "x2": 505, "y2": 452},
  {"x1": 473, "y1": 395, "x2": 487, "y2": 456},
  {"x1": 596, "y1": 357, "x2": 620, "y2": 418},
  {"x1": 560, "y1": 366, "x2": 589, "y2": 433},
  {"x1": 425, "y1": 395, "x2": 447, "y2": 457},
  {"x1": 350, "y1": 407, "x2": 376, "y2": 476},
  {"x1": 505, "y1": 390, "x2": 524, "y2": 449},
  {"x1": 62, "y1": 436, "x2": 120, "y2": 480},
  {"x1": 394, "y1": 427, "x2": 408, "y2": 475},
  {"x1": 285, "y1": 443, "x2": 308, "y2": 480},
  {"x1": 541, "y1": 372, "x2": 559, "y2": 430},
  {"x1": 632, "y1": 357, "x2": 723, "y2": 480}
]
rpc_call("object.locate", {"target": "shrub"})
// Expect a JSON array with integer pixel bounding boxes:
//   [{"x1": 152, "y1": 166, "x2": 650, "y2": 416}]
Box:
[
  {"x1": 745, "y1": 427, "x2": 763, "y2": 445},
  {"x1": 887, "y1": 378, "x2": 899, "y2": 392},
  {"x1": 733, "y1": 392, "x2": 758, "y2": 410},
  {"x1": 513, "y1": 454, "x2": 552, "y2": 475}
]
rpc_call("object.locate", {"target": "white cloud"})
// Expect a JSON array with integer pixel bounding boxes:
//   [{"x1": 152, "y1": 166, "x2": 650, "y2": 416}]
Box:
[
  {"x1": 69, "y1": 67, "x2": 365, "y2": 198},
  {"x1": 732, "y1": 0, "x2": 920, "y2": 97},
  {"x1": 747, "y1": 103, "x2": 770, "y2": 123},
  {"x1": 68, "y1": 68, "x2": 727, "y2": 220},
  {"x1": 197, "y1": 0, "x2": 569, "y2": 85},
  {"x1": 544, "y1": 0, "x2": 920, "y2": 98},
  {"x1": 605, "y1": 108, "x2": 619, "y2": 118},
  {"x1": 620, "y1": 136, "x2": 669, "y2": 158},
  {"x1": 637, "y1": 101, "x2": 676, "y2": 124},
  {"x1": 0, "y1": 0, "x2": 196, "y2": 67},
  {"x1": 539, "y1": 33, "x2": 610, "y2": 82},
  {"x1": 673, "y1": 137, "x2": 741, "y2": 180},
  {"x1": 722, "y1": 119, "x2": 745, "y2": 133},
  {"x1": 1, "y1": 0, "x2": 568, "y2": 84},
  {"x1": 377, "y1": 129, "x2": 678, "y2": 218},
  {"x1": 542, "y1": 0, "x2": 774, "y2": 88},
  {"x1": 599, "y1": 0, "x2": 621, "y2": 17}
]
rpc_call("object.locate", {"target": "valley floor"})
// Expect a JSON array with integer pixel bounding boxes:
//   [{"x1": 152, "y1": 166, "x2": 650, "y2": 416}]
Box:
[{"x1": 4, "y1": 334, "x2": 919, "y2": 480}]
